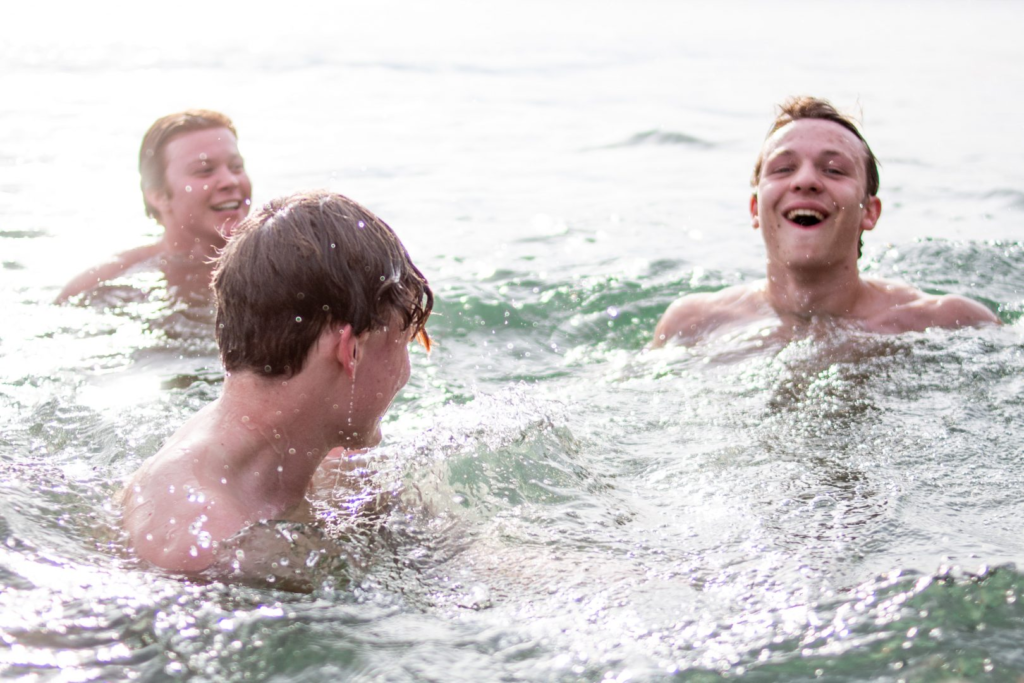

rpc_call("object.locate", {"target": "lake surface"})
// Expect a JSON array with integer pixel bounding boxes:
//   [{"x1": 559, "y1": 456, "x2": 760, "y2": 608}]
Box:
[{"x1": 2, "y1": 1, "x2": 1024, "y2": 680}]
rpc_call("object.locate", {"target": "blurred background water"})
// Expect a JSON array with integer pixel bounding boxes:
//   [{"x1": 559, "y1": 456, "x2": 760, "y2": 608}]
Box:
[{"x1": 2, "y1": 1, "x2": 1024, "y2": 680}]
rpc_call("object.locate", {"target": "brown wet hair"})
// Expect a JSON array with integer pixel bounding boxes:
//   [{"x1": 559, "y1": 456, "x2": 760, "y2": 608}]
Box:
[{"x1": 212, "y1": 190, "x2": 433, "y2": 377}]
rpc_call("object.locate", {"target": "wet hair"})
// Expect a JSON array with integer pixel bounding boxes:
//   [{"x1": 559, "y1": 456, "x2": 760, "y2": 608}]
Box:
[
  {"x1": 212, "y1": 190, "x2": 433, "y2": 377},
  {"x1": 139, "y1": 109, "x2": 238, "y2": 220},
  {"x1": 752, "y1": 96, "x2": 880, "y2": 258}
]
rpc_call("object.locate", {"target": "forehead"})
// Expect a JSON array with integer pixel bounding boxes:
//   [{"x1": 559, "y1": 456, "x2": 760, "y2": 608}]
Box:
[
  {"x1": 762, "y1": 118, "x2": 866, "y2": 164},
  {"x1": 163, "y1": 127, "x2": 239, "y2": 165}
]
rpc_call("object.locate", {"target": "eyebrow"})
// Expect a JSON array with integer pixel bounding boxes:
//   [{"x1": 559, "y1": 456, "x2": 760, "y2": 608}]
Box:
[
  {"x1": 184, "y1": 153, "x2": 243, "y2": 168},
  {"x1": 767, "y1": 148, "x2": 856, "y2": 163}
]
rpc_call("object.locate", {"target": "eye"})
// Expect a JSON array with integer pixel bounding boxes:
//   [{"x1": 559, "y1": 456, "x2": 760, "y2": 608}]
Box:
[{"x1": 824, "y1": 167, "x2": 846, "y2": 176}]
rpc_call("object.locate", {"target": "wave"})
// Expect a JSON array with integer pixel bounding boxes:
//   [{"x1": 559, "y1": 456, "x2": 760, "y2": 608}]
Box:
[{"x1": 602, "y1": 128, "x2": 714, "y2": 149}]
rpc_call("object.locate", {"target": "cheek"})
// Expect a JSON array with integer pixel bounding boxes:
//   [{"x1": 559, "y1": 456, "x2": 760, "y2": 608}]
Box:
[{"x1": 398, "y1": 350, "x2": 411, "y2": 389}]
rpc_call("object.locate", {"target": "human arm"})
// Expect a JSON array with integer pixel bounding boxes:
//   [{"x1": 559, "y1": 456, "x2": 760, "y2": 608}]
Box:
[
  {"x1": 650, "y1": 294, "x2": 713, "y2": 348},
  {"x1": 54, "y1": 242, "x2": 162, "y2": 303},
  {"x1": 872, "y1": 292, "x2": 1001, "y2": 333},
  {"x1": 922, "y1": 294, "x2": 1001, "y2": 329}
]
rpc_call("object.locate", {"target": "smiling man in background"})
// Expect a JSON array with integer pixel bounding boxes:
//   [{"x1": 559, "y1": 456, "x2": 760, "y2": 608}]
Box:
[
  {"x1": 652, "y1": 96, "x2": 999, "y2": 348},
  {"x1": 56, "y1": 109, "x2": 252, "y2": 302}
]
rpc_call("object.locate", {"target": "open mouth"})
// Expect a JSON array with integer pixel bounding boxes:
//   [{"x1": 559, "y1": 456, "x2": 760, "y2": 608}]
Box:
[
  {"x1": 785, "y1": 208, "x2": 825, "y2": 227},
  {"x1": 212, "y1": 201, "x2": 242, "y2": 212}
]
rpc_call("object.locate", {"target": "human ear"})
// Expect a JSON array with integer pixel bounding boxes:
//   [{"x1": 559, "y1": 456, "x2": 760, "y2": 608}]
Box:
[
  {"x1": 750, "y1": 194, "x2": 760, "y2": 230},
  {"x1": 144, "y1": 187, "x2": 171, "y2": 223},
  {"x1": 336, "y1": 324, "x2": 358, "y2": 379},
  {"x1": 860, "y1": 196, "x2": 882, "y2": 232}
]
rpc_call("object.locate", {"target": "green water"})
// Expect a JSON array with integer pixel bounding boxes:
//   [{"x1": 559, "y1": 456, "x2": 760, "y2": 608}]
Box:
[
  {"x1": 1, "y1": 237, "x2": 1022, "y2": 681},
  {"x1": 3, "y1": 1, "x2": 1024, "y2": 678}
]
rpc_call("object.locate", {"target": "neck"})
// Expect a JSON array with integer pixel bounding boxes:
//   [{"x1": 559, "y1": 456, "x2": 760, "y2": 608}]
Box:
[
  {"x1": 206, "y1": 370, "x2": 357, "y2": 513},
  {"x1": 763, "y1": 256, "x2": 866, "y2": 323},
  {"x1": 158, "y1": 228, "x2": 224, "y2": 262}
]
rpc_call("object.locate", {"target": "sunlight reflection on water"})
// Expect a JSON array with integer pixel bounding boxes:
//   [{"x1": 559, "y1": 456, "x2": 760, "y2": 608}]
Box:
[{"x1": 1, "y1": 0, "x2": 1024, "y2": 680}]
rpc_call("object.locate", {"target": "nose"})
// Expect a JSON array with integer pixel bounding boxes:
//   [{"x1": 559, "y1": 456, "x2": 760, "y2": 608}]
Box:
[
  {"x1": 214, "y1": 165, "x2": 242, "y2": 190},
  {"x1": 791, "y1": 161, "x2": 821, "y2": 193}
]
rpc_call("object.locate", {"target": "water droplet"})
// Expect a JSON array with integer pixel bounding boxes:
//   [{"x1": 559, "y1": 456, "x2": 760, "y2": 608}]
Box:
[
  {"x1": 274, "y1": 433, "x2": 281, "y2": 439},
  {"x1": 277, "y1": 465, "x2": 284, "y2": 472},
  {"x1": 288, "y1": 448, "x2": 296, "y2": 455},
  {"x1": 264, "y1": 365, "x2": 272, "y2": 373},
  {"x1": 241, "y1": 416, "x2": 250, "y2": 423},
  {"x1": 322, "y1": 304, "x2": 330, "y2": 311},
  {"x1": 296, "y1": 292, "x2": 305, "y2": 300},
  {"x1": 185, "y1": 185, "x2": 192, "y2": 193},
  {"x1": 380, "y1": 275, "x2": 386, "y2": 281},
  {"x1": 203, "y1": 184, "x2": 208, "y2": 190},
  {"x1": 358, "y1": 221, "x2": 365, "y2": 228},
  {"x1": 295, "y1": 316, "x2": 303, "y2": 323},
  {"x1": 220, "y1": 477, "x2": 227, "y2": 484}
]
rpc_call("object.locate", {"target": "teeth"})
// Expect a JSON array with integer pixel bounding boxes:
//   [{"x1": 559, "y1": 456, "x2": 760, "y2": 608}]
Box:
[
  {"x1": 785, "y1": 209, "x2": 825, "y2": 222},
  {"x1": 212, "y1": 201, "x2": 240, "y2": 210}
]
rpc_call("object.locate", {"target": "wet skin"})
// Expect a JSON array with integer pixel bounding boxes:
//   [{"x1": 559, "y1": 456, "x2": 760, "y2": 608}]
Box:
[
  {"x1": 120, "y1": 321, "x2": 417, "y2": 574},
  {"x1": 147, "y1": 127, "x2": 252, "y2": 252},
  {"x1": 56, "y1": 127, "x2": 252, "y2": 303},
  {"x1": 652, "y1": 119, "x2": 999, "y2": 348}
]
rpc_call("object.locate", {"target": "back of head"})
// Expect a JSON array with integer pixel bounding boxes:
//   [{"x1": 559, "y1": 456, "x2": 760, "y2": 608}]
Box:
[
  {"x1": 139, "y1": 109, "x2": 237, "y2": 220},
  {"x1": 213, "y1": 190, "x2": 433, "y2": 377},
  {"x1": 751, "y1": 96, "x2": 879, "y2": 197}
]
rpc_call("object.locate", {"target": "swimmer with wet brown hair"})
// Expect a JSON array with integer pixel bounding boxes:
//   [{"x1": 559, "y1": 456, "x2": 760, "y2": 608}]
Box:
[
  {"x1": 56, "y1": 109, "x2": 252, "y2": 303},
  {"x1": 652, "y1": 96, "x2": 999, "y2": 348},
  {"x1": 120, "y1": 190, "x2": 432, "y2": 574}
]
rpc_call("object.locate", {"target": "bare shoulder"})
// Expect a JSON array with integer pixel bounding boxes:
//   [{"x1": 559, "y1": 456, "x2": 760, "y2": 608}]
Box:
[
  {"x1": 55, "y1": 242, "x2": 163, "y2": 303},
  {"x1": 864, "y1": 278, "x2": 1000, "y2": 333},
  {"x1": 652, "y1": 282, "x2": 766, "y2": 348},
  {"x1": 121, "y1": 433, "x2": 250, "y2": 573}
]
